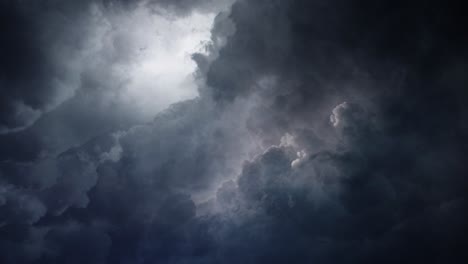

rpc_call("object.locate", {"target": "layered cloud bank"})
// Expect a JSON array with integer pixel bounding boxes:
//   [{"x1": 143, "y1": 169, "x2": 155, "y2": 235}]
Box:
[{"x1": 1, "y1": 0, "x2": 468, "y2": 263}]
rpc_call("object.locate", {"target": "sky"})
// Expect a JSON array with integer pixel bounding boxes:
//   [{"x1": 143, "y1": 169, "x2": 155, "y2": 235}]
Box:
[{"x1": 1, "y1": 0, "x2": 467, "y2": 263}]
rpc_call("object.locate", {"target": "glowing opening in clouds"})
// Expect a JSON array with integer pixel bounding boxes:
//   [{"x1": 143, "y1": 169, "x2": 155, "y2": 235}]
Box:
[{"x1": 107, "y1": 5, "x2": 215, "y2": 119}]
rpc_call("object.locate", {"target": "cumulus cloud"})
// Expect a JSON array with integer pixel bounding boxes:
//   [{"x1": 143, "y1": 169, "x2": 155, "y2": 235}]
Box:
[
  {"x1": 1, "y1": 0, "x2": 468, "y2": 263},
  {"x1": 0, "y1": 0, "x2": 232, "y2": 162}
]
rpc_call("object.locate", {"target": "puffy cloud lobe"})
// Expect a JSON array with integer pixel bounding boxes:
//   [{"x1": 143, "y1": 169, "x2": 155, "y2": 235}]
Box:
[
  {"x1": 202, "y1": 101, "x2": 467, "y2": 263},
  {"x1": 0, "y1": 96, "x2": 258, "y2": 263},
  {"x1": 1, "y1": 0, "x2": 468, "y2": 263},
  {"x1": 1, "y1": 93, "x2": 467, "y2": 263},
  {"x1": 0, "y1": 0, "x2": 233, "y2": 162}
]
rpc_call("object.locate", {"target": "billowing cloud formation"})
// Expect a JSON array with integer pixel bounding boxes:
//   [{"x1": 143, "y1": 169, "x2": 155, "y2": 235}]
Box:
[
  {"x1": 1, "y1": 0, "x2": 468, "y2": 263},
  {"x1": 0, "y1": 0, "x2": 230, "y2": 161}
]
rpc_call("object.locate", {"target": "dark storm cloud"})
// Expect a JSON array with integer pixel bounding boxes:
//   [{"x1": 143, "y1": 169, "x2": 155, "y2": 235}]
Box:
[
  {"x1": 195, "y1": 0, "x2": 468, "y2": 262},
  {"x1": 0, "y1": 0, "x2": 86, "y2": 133},
  {"x1": 0, "y1": 0, "x2": 233, "y2": 162},
  {"x1": 0, "y1": 96, "x2": 257, "y2": 263},
  {"x1": 1, "y1": 0, "x2": 468, "y2": 263},
  {"x1": 0, "y1": 0, "x2": 141, "y2": 136},
  {"x1": 0, "y1": 0, "x2": 228, "y2": 133}
]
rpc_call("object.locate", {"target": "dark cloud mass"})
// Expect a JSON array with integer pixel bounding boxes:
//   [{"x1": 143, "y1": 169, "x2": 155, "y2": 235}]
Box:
[{"x1": 1, "y1": 0, "x2": 468, "y2": 263}]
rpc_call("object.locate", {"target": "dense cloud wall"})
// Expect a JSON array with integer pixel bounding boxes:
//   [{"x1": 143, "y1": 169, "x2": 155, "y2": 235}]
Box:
[{"x1": 1, "y1": 0, "x2": 468, "y2": 263}]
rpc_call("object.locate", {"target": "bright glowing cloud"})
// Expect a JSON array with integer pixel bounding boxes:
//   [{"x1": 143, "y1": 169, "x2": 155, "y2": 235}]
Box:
[{"x1": 111, "y1": 6, "x2": 214, "y2": 119}]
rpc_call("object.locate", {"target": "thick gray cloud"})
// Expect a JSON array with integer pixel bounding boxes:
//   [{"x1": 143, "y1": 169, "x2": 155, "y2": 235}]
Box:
[
  {"x1": 1, "y1": 0, "x2": 468, "y2": 263},
  {"x1": 0, "y1": 0, "x2": 232, "y2": 161},
  {"x1": 0, "y1": 0, "x2": 90, "y2": 133},
  {"x1": 0, "y1": 95, "x2": 258, "y2": 263}
]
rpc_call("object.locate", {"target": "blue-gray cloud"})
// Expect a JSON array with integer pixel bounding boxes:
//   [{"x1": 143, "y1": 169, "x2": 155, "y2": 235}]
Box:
[{"x1": 1, "y1": 0, "x2": 468, "y2": 263}]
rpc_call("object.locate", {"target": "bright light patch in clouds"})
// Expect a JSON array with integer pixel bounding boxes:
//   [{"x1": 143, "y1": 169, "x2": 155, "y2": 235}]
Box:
[
  {"x1": 0, "y1": 2, "x2": 218, "y2": 134},
  {"x1": 125, "y1": 10, "x2": 213, "y2": 118},
  {"x1": 124, "y1": 11, "x2": 213, "y2": 115},
  {"x1": 97, "y1": 4, "x2": 215, "y2": 119}
]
